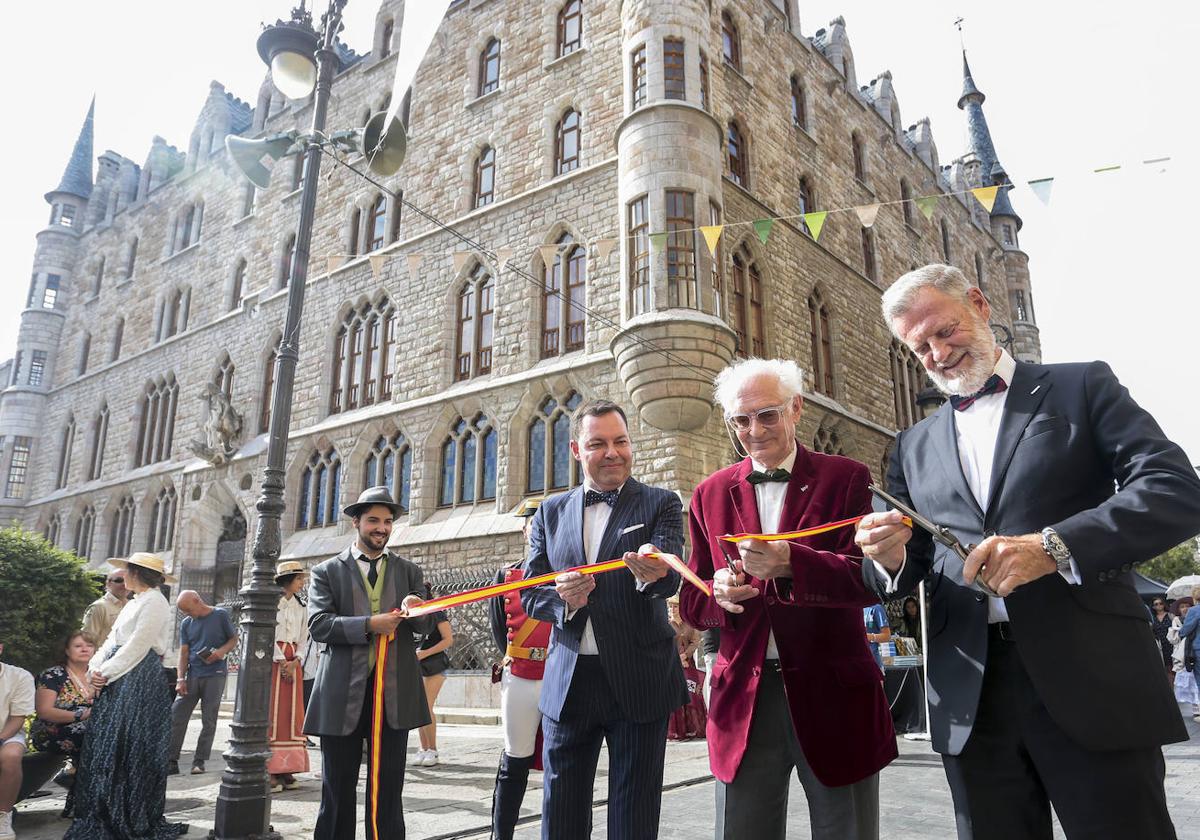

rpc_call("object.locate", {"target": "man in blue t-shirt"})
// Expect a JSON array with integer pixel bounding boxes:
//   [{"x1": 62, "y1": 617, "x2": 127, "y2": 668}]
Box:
[
  {"x1": 168, "y1": 590, "x2": 238, "y2": 775},
  {"x1": 863, "y1": 603, "x2": 891, "y2": 669}
]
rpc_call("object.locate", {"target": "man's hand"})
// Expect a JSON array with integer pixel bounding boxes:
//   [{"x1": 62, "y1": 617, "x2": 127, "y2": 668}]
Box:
[
  {"x1": 713, "y1": 564, "x2": 759, "y2": 614},
  {"x1": 964, "y1": 534, "x2": 1055, "y2": 597},
  {"x1": 737, "y1": 538, "x2": 792, "y2": 580},
  {"x1": 367, "y1": 610, "x2": 406, "y2": 635},
  {"x1": 624, "y1": 544, "x2": 669, "y2": 584},
  {"x1": 555, "y1": 571, "x2": 596, "y2": 611},
  {"x1": 90, "y1": 672, "x2": 108, "y2": 689},
  {"x1": 176, "y1": 677, "x2": 188, "y2": 697},
  {"x1": 202, "y1": 651, "x2": 223, "y2": 665},
  {"x1": 855, "y1": 510, "x2": 912, "y2": 573}
]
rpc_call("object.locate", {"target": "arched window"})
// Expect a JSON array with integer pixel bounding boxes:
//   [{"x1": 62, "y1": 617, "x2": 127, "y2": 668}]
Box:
[
  {"x1": 281, "y1": 234, "x2": 297, "y2": 287},
  {"x1": 74, "y1": 505, "x2": 95, "y2": 561},
  {"x1": 124, "y1": 238, "x2": 138, "y2": 279},
  {"x1": 557, "y1": 1, "x2": 582, "y2": 57},
  {"x1": 528, "y1": 393, "x2": 583, "y2": 493},
  {"x1": 628, "y1": 196, "x2": 650, "y2": 314},
  {"x1": 178, "y1": 201, "x2": 203, "y2": 250},
  {"x1": 1014, "y1": 289, "x2": 1030, "y2": 322},
  {"x1": 230, "y1": 259, "x2": 247, "y2": 311},
  {"x1": 699, "y1": 51, "x2": 710, "y2": 110},
  {"x1": 366, "y1": 195, "x2": 387, "y2": 252},
  {"x1": 241, "y1": 184, "x2": 256, "y2": 218},
  {"x1": 291, "y1": 154, "x2": 304, "y2": 191},
  {"x1": 541, "y1": 233, "x2": 586, "y2": 358},
  {"x1": 55, "y1": 415, "x2": 76, "y2": 490},
  {"x1": 798, "y1": 177, "x2": 815, "y2": 234},
  {"x1": 157, "y1": 287, "x2": 190, "y2": 341},
  {"x1": 454, "y1": 264, "x2": 495, "y2": 381},
  {"x1": 631, "y1": 43, "x2": 647, "y2": 109},
  {"x1": 215, "y1": 354, "x2": 235, "y2": 400},
  {"x1": 380, "y1": 18, "x2": 394, "y2": 59},
  {"x1": 400, "y1": 87, "x2": 412, "y2": 128},
  {"x1": 110, "y1": 318, "x2": 124, "y2": 361},
  {"x1": 861, "y1": 227, "x2": 877, "y2": 282},
  {"x1": 730, "y1": 244, "x2": 765, "y2": 357},
  {"x1": 666, "y1": 190, "x2": 697, "y2": 308},
  {"x1": 790, "y1": 74, "x2": 807, "y2": 128},
  {"x1": 78, "y1": 332, "x2": 91, "y2": 376},
  {"x1": 709, "y1": 201, "x2": 723, "y2": 318},
  {"x1": 890, "y1": 339, "x2": 925, "y2": 429},
  {"x1": 555, "y1": 108, "x2": 580, "y2": 175},
  {"x1": 135, "y1": 373, "x2": 179, "y2": 466},
  {"x1": 941, "y1": 220, "x2": 952, "y2": 262},
  {"x1": 852, "y1": 132, "x2": 867, "y2": 182},
  {"x1": 813, "y1": 426, "x2": 844, "y2": 455},
  {"x1": 975, "y1": 252, "x2": 986, "y2": 293},
  {"x1": 721, "y1": 12, "x2": 741, "y2": 70},
  {"x1": 440, "y1": 413, "x2": 497, "y2": 506},
  {"x1": 900, "y1": 179, "x2": 914, "y2": 226},
  {"x1": 87, "y1": 404, "x2": 109, "y2": 481},
  {"x1": 46, "y1": 512, "x2": 64, "y2": 546},
  {"x1": 348, "y1": 208, "x2": 361, "y2": 257},
  {"x1": 108, "y1": 495, "x2": 136, "y2": 558},
  {"x1": 727, "y1": 121, "x2": 747, "y2": 187},
  {"x1": 260, "y1": 335, "x2": 281, "y2": 434},
  {"x1": 297, "y1": 446, "x2": 341, "y2": 529},
  {"x1": 147, "y1": 484, "x2": 178, "y2": 552},
  {"x1": 479, "y1": 38, "x2": 501, "y2": 96},
  {"x1": 808, "y1": 291, "x2": 835, "y2": 396},
  {"x1": 664, "y1": 37, "x2": 686, "y2": 100},
  {"x1": 93, "y1": 257, "x2": 105, "y2": 296},
  {"x1": 474, "y1": 146, "x2": 496, "y2": 208},
  {"x1": 365, "y1": 432, "x2": 413, "y2": 513},
  {"x1": 330, "y1": 297, "x2": 397, "y2": 414}
]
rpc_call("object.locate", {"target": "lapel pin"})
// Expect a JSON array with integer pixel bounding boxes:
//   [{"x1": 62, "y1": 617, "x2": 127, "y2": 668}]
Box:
[
  {"x1": 799, "y1": 485, "x2": 809, "y2": 492},
  {"x1": 1030, "y1": 385, "x2": 1041, "y2": 395}
]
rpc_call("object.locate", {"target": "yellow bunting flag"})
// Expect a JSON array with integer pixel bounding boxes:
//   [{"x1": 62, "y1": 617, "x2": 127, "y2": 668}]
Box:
[
  {"x1": 971, "y1": 186, "x2": 999, "y2": 212},
  {"x1": 1027, "y1": 178, "x2": 1054, "y2": 206},
  {"x1": 368, "y1": 254, "x2": 386, "y2": 282},
  {"x1": 538, "y1": 244, "x2": 560, "y2": 267},
  {"x1": 452, "y1": 250, "x2": 471, "y2": 272},
  {"x1": 405, "y1": 253, "x2": 423, "y2": 276},
  {"x1": 855, "y1": 203, "x2": 881, "y2": 228},
  {"x1": 593, "y1": 238, "x2": 618, "y2": 262},
  {"x1": 649, "y1": 232, "x2": 668, "y2": 252},
  {"x1": 700, "y1": 225, "x2": 724, "y2": 257},
  {"x1": 495, "y1": 246, "x2": 514, "y2": 267},
  {"x1": 915, "y1": 195, "x2": 938, "y2": 220},
  {"x1": 753, "y1": 218, "x2": 773, "y2": 245},
  {"x1": 325, "y1": 255, "x2": 341, "y2": 275},
  {"x1": 803, "y1": 211, "x2": 828, "y2": 241}
]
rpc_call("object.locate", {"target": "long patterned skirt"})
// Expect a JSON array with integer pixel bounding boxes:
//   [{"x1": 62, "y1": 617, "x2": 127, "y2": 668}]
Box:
[
  {"x1": 65, "y1": 650, "x2": 186, "y2": 839},
  {"x1": 266, "y1": 643, "x2": 310, "y2": 775}
]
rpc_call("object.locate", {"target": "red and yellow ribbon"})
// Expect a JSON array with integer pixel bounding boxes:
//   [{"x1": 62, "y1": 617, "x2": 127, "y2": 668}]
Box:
[
  {"x1": 718, "y1": 514, "x2": 911, "y2": 543},
  {"x1": 370, "y1": 633, "x2": 389, "y2": 840}
]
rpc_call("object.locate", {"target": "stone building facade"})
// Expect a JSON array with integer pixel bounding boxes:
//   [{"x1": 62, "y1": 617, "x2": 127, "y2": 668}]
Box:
[{"x1": 0, "y1": 0, "x2": 1040, "y2": 659}]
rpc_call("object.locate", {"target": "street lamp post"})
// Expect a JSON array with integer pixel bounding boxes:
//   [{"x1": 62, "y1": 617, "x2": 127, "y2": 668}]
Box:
[{"x1": 210, "y1": 3, "x2": 346, "y2": 837}]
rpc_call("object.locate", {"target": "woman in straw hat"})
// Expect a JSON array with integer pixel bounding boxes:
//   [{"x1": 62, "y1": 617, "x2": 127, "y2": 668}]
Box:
[
  {"x1": 268, "y1": 561, "x2": 310, "y2": 792},
  {"x1": 66, "y1": 553, "x2": 185, "y2": 839}
]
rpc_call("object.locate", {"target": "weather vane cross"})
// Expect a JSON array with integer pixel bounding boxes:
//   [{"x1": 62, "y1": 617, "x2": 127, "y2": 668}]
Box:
[{"x1": 954, "y1": 16, "x2": 966, "y2": 49}]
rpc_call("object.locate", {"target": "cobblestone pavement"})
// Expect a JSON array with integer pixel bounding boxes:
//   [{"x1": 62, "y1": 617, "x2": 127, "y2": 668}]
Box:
[{"x1": 13, "y1": 706, "x2": 1200, "y2": 838}]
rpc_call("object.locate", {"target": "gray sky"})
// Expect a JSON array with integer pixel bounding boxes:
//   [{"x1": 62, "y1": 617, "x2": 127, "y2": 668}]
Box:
[{"x1": 3, "y1": 1, "x2": 1198, "y2": 465}]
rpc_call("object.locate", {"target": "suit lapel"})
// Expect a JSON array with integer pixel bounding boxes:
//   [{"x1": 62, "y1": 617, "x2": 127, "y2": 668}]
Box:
[
  {"x1": 595, "y1": 478, "x2": 643, "y2": 564},
  {"x1": 562, "y1": 486, "x2": 586, "y2": 569},
  {"x1": 986, "y1": 363, "x2": 1051, "y2": 517},
  {"x1": 777, "y1": 444, "x2": 817, "y2": 530},
  {"x1": 728, "y1": 459, "x2": 763, "y2": 535},
  {"x1": 338, "y1": 549, "x2": 370, "y2": 618},
  {"x1": 931, "y1": 404, "x2": 985, "y2": 518},
  {"x1": 379, "y1": 551, "x2": 399, "y2": 613}
]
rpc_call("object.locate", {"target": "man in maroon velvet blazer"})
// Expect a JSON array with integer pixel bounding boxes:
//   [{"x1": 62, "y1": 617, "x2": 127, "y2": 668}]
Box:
[{"x1": 679, "y1": 358, "x2": 897, "y2": 840}]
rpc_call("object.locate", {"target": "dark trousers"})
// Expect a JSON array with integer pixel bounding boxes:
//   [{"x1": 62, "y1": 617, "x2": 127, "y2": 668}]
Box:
[
  {"x1": 942, "y1": 626, "x2": 1176, "y2": 840},
  {"x1": 168, "y1": 672, "x2": 226, "y2": 763},
  {"x1": 315, "y1": 680, "x2": 409, "y2": 840},
  {"x1": 540, "y1": 655, "x2": 670, "y2": 840}
]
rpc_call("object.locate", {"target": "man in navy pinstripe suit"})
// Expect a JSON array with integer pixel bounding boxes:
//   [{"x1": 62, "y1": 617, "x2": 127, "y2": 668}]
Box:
[{"x1": 522, "y1": 399, "x2": 688, "y2": 840}]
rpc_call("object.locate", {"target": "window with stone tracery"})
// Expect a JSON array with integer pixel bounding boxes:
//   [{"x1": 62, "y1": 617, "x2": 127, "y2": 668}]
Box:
[
  {"x1": 440, "y1": 414, "x2": 497, "y2": 507},
  {"x1": 330, "y1": 298, "x2": 396, "y2": 414},
  {"x1": 297, "y1": 446, "x2": 341, "y2": 529},
  {"x1": 528, "y1": 393, "x2": 583, "y2": 494}
]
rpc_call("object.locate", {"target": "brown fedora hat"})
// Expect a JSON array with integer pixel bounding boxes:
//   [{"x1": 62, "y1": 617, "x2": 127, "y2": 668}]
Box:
[{"x1": 343, "y1": 485, "x2": 402, "y2": 519}]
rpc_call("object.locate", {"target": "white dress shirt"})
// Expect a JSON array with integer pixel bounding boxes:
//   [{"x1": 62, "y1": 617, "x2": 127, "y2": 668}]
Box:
[
  {"x1": 574, "y1": 481, "x2": 623, "y2": 655},
  {"x1": 274, "y1": 594, "x2": 309, "y2": 661},
  {"x1": 750, "y1": 446, "x2": 798, "y2": 661},
  {"x1": 89, "y1": 588, "x2": 170, "y2": 682},
  {"x1": 351, "y1": 541, "x2": 386, "y2": 583}
]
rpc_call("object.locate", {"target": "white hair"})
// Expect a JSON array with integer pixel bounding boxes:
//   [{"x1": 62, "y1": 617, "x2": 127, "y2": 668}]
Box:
[
  {"x1": 880, "y1": 263, "x2": 974, "y2": 331},
  {"x1": 713, "y1": 358, "x2": 806, "y2": 414}
]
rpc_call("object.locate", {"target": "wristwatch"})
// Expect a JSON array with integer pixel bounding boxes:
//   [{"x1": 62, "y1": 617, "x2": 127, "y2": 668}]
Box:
[{"x1": 1041, "y1": 527, "x2": 1073, "y2": 574}]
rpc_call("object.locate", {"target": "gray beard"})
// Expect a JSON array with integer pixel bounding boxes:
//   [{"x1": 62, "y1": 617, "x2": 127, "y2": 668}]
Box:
[{"x1": 928, "y1": 338, "x2": 998, "y2": 396}]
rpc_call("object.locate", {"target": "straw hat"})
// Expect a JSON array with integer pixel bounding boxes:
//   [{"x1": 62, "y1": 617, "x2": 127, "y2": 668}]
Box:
[
  {"x1": 108, "y1": 552, "x2": 178, "y2": 585},
  {"x1": 514, "y1": 497, "x2": 544, "y2": 518},
  {"x1": 274, "y1": 560, "x2": 307, "y2": 585}
]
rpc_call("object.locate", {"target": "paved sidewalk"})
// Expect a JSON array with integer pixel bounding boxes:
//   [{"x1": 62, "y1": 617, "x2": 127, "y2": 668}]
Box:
[{"x1": 13, "y1": 705, "x2": 1200, "y2": 838}]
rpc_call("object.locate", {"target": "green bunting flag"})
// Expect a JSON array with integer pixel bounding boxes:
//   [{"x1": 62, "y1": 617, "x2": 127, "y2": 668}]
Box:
[
  {"x1": 915, "y1": 195, "x2": 938, "y2": 220},
  {"x1": 649, "y1": 232, "x2": 668, "y2": 252},
  {"x1": 802, "y1": 211, "x2": 828, "y2": 241},
  {"x1": 753, "y1": 218, "x2": 774, "y2": 245}
]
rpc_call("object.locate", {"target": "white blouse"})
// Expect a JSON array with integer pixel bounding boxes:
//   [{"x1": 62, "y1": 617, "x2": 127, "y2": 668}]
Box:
[
  {"x1": 88, "y1": 588, "x2": 170, "y2": 683},
  {"x1": 274, "y1": 594, "x2": 308, "y2": 661}
]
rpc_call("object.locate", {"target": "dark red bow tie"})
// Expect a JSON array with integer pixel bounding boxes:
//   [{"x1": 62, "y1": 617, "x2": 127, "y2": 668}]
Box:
[{"x1": 950, "y1": 373, "x2": 1008, "y2": 411}]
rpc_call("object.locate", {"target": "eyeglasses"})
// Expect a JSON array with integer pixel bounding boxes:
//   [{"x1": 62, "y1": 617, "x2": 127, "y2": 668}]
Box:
[
  {"x1": 724, "y1": 403, "x2": 792, "y2": 432},
  {"x1": 108, "y1": 577, "x2": 125, "y2": 584}
]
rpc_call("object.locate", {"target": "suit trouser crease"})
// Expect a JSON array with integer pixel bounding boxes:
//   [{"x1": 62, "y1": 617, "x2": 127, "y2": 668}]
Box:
[
  {"x1": 168, "y1": 673, "x2": 226, "y2": 762},
  {"x1": 715, "y1": 669, "x2": 879, "y2": 840}
]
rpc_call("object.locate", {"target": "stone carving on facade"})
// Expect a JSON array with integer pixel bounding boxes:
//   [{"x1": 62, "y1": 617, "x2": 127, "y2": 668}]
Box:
[{"x1": 188, "y1": 381, "x2": 244, "y2": 465}]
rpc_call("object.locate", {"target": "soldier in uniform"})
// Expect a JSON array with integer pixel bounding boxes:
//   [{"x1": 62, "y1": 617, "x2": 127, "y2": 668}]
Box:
[{"x1": 488, "y1": 497, "x2": 551, "y2": 840}]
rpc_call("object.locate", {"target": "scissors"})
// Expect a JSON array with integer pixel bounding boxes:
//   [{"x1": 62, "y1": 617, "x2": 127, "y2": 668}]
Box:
[{"x1": 867, "y1": 484, "x2": 1001, "y2": 598}]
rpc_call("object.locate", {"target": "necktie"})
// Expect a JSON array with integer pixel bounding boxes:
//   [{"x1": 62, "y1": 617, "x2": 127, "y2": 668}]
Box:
[
  {"x1": 367, "y1": 557, "x2": 379, "y2": 588},
  {"x1": 746, "y1": 468, "x2": 790, "y2": 485},
  {"x1": 584, "y1": 488, "x2": 619, "y2": 507},
  {"x1": 950, "y1": 373, "x2": 1009, "y2": 411}
]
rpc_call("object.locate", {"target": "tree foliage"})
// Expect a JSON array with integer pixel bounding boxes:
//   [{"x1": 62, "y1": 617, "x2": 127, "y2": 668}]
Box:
[
  {"x1": 1141, "y1": 538, "x2": 1200, "y2": 587},
  {"x1": 0, "y1": 526, "x2": 100, "y2": 674}
]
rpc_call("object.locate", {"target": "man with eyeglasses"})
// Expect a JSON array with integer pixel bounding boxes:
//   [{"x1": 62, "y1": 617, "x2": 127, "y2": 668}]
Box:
[
  {"x1": 678, "y1": 358, "x2": 896, "y2": 840},
  {"x1": 81, "y1": 569, "x2": 131, "y2": 649}
]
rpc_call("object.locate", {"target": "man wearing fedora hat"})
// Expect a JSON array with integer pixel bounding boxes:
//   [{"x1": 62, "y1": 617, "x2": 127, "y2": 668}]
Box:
[{"x1": 305, "y1": 486, "x2": 432, "y2": 840}]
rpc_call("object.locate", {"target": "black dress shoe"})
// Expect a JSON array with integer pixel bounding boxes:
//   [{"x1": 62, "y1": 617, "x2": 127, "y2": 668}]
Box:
[{"x1": 167, "y1": 760, "x2": 180, "y2": 776}]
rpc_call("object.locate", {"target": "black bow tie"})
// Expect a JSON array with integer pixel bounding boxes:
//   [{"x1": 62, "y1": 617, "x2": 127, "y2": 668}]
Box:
[
  {"x1": 747, "y1": 468, "x2": 790, "y2": 485},
  {"x1": 950, "y1": 373, "x2": 1009, "y2": 411},
  {"x1": 584, "y1": 488, "x2": 619, "y2": 507}
]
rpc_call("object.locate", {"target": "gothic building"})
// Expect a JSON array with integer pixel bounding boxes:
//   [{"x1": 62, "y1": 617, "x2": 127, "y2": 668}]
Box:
[{"x1": 0, "y1": 1, "x2": 1040, "y2": 641}]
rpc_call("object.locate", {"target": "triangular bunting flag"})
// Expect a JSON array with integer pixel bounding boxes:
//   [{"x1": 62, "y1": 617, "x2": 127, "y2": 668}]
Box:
[
  {"x1": 649, "y1": 232, "x2": 668, "y2": 252},
  {"x1": 325, "y1": 255, "x2": 341, "y2": 275},
  {"x1": 971, "y1": 186, "x2": 999, "y2": 213},
  {"x1": 1093, "y1": 164, "x2": 1121, "y2": 174},
  {"x1": 405, "y1": 253, "x2": 423, "y2": 276},
  {"x1": 1027, "y1": 178, "x2": 1054, "y2": 206},
  {"x1": 368, "y1": 254, "x2": 386, "y2": 282},
  {"x1": 538, "y1": 244, "x2": 560, "y2": 267},
  {"x1": 700, "y1": 225, "x2": 724, "y2": 257},
  {"x1": 452, "y1": 250, "x2": 471, "y2": 272},
  {"x1": 802, "y1": 211, "x2": 828, "y2": 241},
  {"x1": 855, "y1": 204, "x2": 881, "y2": 228},
  {"x1": 494, "y1": 247, "x2": 514, "y2": 268},
  {"x1": 915, "y1": 195, "x2": 938, "y2": 220},
  {"x1": 593, "y1": 238, "x2": 617, "y2": 262},
  {"x1": 753, "y1": 219, "x2": 773, "y2": 245}
]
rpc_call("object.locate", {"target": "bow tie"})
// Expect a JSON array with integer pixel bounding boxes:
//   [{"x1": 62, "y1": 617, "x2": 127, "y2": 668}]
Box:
[
  {"x1": 584, "y1": 488, "x2": 619, "y2": 507},
  {"x1": 950, "y1": 373, "x2": 1009, "y2": 411},
  {"x1": 746, "y1": 468, "x2": 790, "y2": 485}
]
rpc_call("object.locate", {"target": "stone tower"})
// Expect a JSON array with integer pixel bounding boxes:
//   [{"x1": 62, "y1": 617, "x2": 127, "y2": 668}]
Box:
[
  {"x1": 0, "y1": 100, "x2": 94, "y2": 521},
  {"x1": 957, "y1": 53, "x2": 1041, "y2": 362},
  {"x1": 612, "y1": 0, "x2": 736, "y2": 432}
]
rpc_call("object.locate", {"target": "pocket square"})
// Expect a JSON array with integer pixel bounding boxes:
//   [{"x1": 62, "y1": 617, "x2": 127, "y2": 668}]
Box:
[{"x1": 620, "y1": 523, "x2": 645, "y2": 535}]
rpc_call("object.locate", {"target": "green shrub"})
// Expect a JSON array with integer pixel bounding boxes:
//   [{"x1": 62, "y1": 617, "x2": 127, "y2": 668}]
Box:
[{"x1": 0, "y1": 525, "x2": 100, "y2": 674}]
